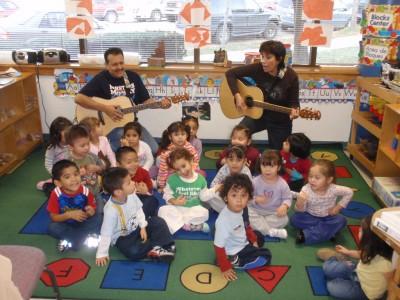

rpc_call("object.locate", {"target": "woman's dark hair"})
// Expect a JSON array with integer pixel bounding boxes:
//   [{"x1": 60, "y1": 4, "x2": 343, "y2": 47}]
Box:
[
  {"x1": 359, "y1": 215, "x2": 393, "y2": 264},
  {"x1": 48, "y1": 117, "x2": 72, "y2": 149},
  {"x1": 159, "y1": 121, "x2": 190, "y2": 151},
  {"x1": 52, "y1": 159, "x2": 78, "y2": 181},
  {"x1": 182, "y1": 116, "x2": 199, "y2": 138},
  {"x1": 123, "y1": 121, "x2": 142, "y2": 137},
  {"x1": 102, "y1": 167, "x2": 129, "y2": 195},
  {"x1": 219, "y1": 173, "x2": 253, "y2": 200},
  {"x1": 287, "y1": 133, "x2": 311, "y2": 159},
  {"x1": 167, "y1": 148, "x2": 194, "y2": 169},
  {"x1": 255, "y1": 149, "x2": 283, "y2": 175},
  {"x1": 104, "y1": 47, "x2": 123, "y2": 64},
  {"x1": 259, "y1": 40, "x2": 286, "y2": 70}
]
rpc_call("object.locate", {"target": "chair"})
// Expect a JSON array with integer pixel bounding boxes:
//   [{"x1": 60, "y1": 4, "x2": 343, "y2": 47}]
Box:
[{"x1": 0, "y1": 245, "x2": 61, "y2": 300}]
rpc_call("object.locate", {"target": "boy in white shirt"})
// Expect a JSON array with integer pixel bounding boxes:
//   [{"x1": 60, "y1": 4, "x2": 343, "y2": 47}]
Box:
[{"x1": 96, "y1": 167, "x2": 175, "y2": 266}]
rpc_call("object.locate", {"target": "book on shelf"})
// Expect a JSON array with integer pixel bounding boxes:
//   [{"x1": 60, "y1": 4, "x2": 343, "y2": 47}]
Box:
[{"x1": 0, "y1": 77, "x2": 16, "y2": 86}]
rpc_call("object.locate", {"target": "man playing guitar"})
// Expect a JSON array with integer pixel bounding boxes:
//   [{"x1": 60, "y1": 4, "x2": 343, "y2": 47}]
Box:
[{"x1": 75, "y1": 47, "x2": 163, "y2": 153}]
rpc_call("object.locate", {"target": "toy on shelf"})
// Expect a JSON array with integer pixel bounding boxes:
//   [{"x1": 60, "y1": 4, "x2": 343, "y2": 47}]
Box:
[
  {"x1": 392, "y1": 122, "x2": 400, "y2": 150},
  {"x1": 360, "y1": 137, "x2": 379, "y2": 161},
  {"x1": 382, "y1": 62, "x2": 400, "y2": 93},
  {"x1": 213, "y1": 48, "x2": 231, "y2": 67},
  {"x1": 148, "y1": 41, "x2": 166, "y2": 67},
  {"x1": 369, "y1": 95, "x2": 387, "y2": 123}
]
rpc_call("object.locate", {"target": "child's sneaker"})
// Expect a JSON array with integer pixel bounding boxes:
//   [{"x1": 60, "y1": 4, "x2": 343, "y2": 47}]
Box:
[
  {"x1": 235, "y1": 256, "x2": 268, "y2": 270},
  {"x1": 84, "y1": 234, "x2": 100, "y2": 248},
  {"x1": 57, "y1": 239, "x2": 72, "y2": 253},
  {"x1": 147, "y1": 246, "x2": 175, "y2": 262},
  {"x1": 165, "y1": 243, "x2": 176, "y2": 254},
  {"x1": 183, "y1": 223, "x2": 210, "y2": 233},
  {"x1": 316, "y1": 248, "x2": 347, "y2": 261},
  {"x1": 268, "y1": 228, "x2": 288, "y2": 239}
]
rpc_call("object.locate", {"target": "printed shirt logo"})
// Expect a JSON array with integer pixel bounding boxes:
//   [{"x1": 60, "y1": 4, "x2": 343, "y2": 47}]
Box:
[{"x1": 109, "y1": 83, "x2": 135, "y2": 98}]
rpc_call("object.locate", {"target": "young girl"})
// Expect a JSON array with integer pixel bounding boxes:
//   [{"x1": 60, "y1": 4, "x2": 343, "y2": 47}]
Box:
[
  {"x1": 120, "y1": 121, "x2": 154, "y2": 171},
  {"x1": 37, "y1": 117, "x2": 72, "y2": 192},
  {"x1": 214, "y1": 173, "x2": 271, "y2": 281},
  {"x1": 183, "y1": 116, "x2": 202, "y2": 158},
  {"x1": 158, "y1": 148, "x2": 208, "y2": 234},
  {"x1": 79, "y1": 117, "x2": 116, "y2": 168},
  {"x1": 291, "y1": 159, "x2": 353, "y2": 245},
  {"x1": 248, "y1": 150, "x2": 292, "y2": 239},
  {"x1": 281, "y1": 132, "x2": 312, "y2": 192},
  {"x1": 156, "y1": 121, "x2": 199, "y2": 190},
  {"x1": 319, "y1": 215, "x2": 394, "y2": 300},
  {"x1": 200, "y1": 145, "x2": 252, "y2": 213},
  {"x1": 216, "y1": 124, "x2": 260, "y2": 173}
]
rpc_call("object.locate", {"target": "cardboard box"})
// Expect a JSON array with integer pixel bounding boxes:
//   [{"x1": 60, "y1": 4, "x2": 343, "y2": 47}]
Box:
[{"x1": 372, "y1": 177, "x2": 400, "y2": 207}]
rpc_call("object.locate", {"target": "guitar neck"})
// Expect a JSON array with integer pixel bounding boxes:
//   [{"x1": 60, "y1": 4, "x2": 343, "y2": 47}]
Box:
[
  {"x1": 121, "y1": 101, "x2": 162, "y2": 114},
  {"x1": 252, "y1": 101, "x2": 292, "y2": 115}
]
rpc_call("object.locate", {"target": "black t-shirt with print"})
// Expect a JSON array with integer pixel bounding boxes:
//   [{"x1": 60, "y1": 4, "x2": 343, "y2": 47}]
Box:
[{"x1": 79, "y1": 70, "x2": 149, "y2": 105}]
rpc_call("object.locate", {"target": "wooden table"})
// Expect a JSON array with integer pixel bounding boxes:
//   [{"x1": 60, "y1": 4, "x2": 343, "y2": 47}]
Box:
[{"x1": 372, "y1": 208, "x2": 400, "y2": 300}]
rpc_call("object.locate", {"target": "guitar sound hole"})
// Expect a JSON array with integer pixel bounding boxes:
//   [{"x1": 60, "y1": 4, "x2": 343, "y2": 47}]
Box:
[{"x1": 245, "y1": 97, "x2": 254, "y2": 107}]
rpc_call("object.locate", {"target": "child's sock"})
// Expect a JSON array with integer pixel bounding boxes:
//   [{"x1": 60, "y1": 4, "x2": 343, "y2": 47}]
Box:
[{"x1": 268, "y1": 228, "x2": 288, "y2": 239}]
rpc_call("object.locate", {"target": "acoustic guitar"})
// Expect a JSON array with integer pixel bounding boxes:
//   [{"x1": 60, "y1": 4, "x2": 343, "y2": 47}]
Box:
[
  {"x1": 220, "y1": 78, "x2": 321, "y2": 120},
  {"x1": 75, "y1": 94, "x2": 189, "y2": 134}
]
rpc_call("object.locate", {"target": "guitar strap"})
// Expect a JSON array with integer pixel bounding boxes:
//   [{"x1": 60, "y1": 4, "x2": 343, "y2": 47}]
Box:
[{"x1": 123, "y1": 71, "x2": 138, "y2": 120}]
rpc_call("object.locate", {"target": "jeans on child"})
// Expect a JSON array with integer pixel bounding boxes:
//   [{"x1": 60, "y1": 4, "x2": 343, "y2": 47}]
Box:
[
  {"x1": 115, "y1": 216, "x2": 173, "y2": 260},
  {"x1": 323, "y1": 257, "x2": 368, "y2": 300},
  {"x1": 47, "y1": 212, "x2": 102, "y2": 250},
  {"x1": 290, "y1": 212, "x2": 347, "y2": 245},
  {"x1": 107, "y1": 126, "x2": 158, "y2": 155},
  {"x1": 137, "y1": 194, "x2": 158, "y2": 219}
]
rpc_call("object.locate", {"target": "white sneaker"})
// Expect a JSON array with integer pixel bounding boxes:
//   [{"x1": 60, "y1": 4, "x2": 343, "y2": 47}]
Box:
[
  {"x1": 84, "y1": 234, "x2": 100, "y2": 248},
  {"x1": 268, "y1": 228, "x2": 288, "y2": 239}
]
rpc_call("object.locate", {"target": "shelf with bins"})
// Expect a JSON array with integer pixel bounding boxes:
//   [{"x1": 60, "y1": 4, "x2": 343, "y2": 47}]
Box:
[
  {"x1": 348, "y1": 76, "x2": 400, "y2": 176},
  {"x1": 0, "y1": 72, "x2": 42, "y2": 175}
]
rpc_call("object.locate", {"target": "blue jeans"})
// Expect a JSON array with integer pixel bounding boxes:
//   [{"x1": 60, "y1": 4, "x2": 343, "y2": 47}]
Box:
[
  {"x1": 48, "y1": 212, "x2": 102, "y2": 250},
  {"x1": 290, "y1": 212, "x2": 347, "y2": 245},
  {"x1": 323, "y1": 257, "x2": 368, "y2": 299},
  {"x1": 107, "y1": 125, "x2": 158, "y2": 155}
]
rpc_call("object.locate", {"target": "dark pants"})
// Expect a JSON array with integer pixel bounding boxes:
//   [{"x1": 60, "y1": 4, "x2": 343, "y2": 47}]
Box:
[
  {"x1": 240, "y1": 116, "x2": 292, "y2": 150},
  {"x1": 48, "y1": 212, "x2": 102, "y2": 250},
  {"x1": 115, "y1": 216, "x2": 173, "y2": 260},
  {"x1": 137, "y1": 194, "x2": 159, "y2": 219},
  {"x1": 237, "y1": 243, "x2": 271, "y2": 267},
  {"x1": 290, "y1": 212, "x2": 347, "y2": 245},
  {"x1": 289, "y1": 179, "x2": 305, "y2": 192}
]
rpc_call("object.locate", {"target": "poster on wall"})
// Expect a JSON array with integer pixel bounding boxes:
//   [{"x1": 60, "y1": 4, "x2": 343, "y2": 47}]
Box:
[
  {"x1": 359, "y1": 37, "x2": 399, "y2": 65},
  {"x1": 362, "y1": 5, "x2": 400, "y2": 37},
  {"x1": 300, "y1": 23, "x2": 332, "y2": 47},
  {"x1": 184, "y1": 26, "x2": 211, "y2": 48},
  {"x1": 53, "y1": 69, "x2": 93, "y2": 97},
  {"x1": 65, "y1": 0, "x2": 95, "y2": 38},
  {"x1": 182, "y1": 101, "x2": 211, "y2": 120}
]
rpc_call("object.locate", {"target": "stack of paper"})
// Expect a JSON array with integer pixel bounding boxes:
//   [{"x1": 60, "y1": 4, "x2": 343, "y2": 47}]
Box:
[
  {"x1": 373, "y1": 210, "x2": 400, "y2": 243},
  {"x1": 0, "y1": 67, "x2": 21, "y2": 78}
]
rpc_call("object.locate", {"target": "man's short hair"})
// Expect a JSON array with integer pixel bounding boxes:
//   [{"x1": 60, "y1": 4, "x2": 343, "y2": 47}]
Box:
[{"x1": 104, "y1": 47, "x2": 124, "y2": 64}]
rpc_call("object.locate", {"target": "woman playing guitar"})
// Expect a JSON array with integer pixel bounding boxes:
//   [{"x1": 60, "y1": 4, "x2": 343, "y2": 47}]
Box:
[{"x1": 225, "y1": 40, "x2": 300, "y2": 150}]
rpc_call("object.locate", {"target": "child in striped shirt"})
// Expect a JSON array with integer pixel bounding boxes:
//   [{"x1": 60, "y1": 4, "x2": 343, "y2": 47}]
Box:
[{"x1": 291, "y1": 159, "x2": 353, "y2": 245}]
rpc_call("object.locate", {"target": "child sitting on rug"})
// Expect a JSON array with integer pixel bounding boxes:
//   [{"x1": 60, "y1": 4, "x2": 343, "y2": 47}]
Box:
[
  {"x1": 116, "y1": 146, "x2": 158, "y2": 218},
  {"x1": 157, "y1": 121, "x2": 199, "y2": 191},
  {"x1": 66, "y1": 124, "x2": 105, "y2": 197},
  {"x1": 216, "y1": 124, "x2": 260, "y2": 173},
  {"x1": 158, "y1": 148, "x2": 208, "y2": 234},
  {"x1": 96, "y1": 167, "x2": 175, "y2": 266},
  {"x1": 200, "y1": 145, "x2": 252, "y2": 213},
  {"x1": 79, "y1": 117, "x2": 116, "y2": 168},
  {"x1": 291, "y1": 159, "x2": 353, "y2": 245},
  {"x1": 248, "y1": 150, "x2": 292, "y2": 239},
  {"x1": 281, "y1": 132, "x2": 312, "y2": 192},
  {"x1": 317, "y1": 215, "x2": 394, "y2": 300},
  {"x1": 183, "y1": 116, "x2": 202, "y2": 158},
  {"x1": 214, "y1": 174, "x2": 271, "y2": 281},
  {"x1": 120, "y1": 121, "x2": 154, "y2": 171},
  {"x1": 47, "y1": 160, "x2": 102, "y2": 253},
  {"x1": 37, "y1": 116, "x2": 72, "y2": 195}
]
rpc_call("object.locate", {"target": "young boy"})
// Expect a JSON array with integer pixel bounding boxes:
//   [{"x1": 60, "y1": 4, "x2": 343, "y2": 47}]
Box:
[
  {"x1": 214, "y1": 174, "x2": 271, "y2": 281},
  {"x1": 115, "y1": 146, "x2": 158, "y2": 218},
  {"x1": 96, "y1": 167, "x2": 175, "y2": 266},
  {"x1": 200, "y1": 145, "x2": 252, "y2": 213},
  {"x1": 47, "y1": 160, "x2": 102, "y2": 252},
  {"x1": 66, "y1": 124, "x2": 104, "y2": 196}
]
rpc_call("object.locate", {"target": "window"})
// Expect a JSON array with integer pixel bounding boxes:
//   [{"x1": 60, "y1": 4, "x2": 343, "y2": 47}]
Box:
[{"x1": 0, "y1": 0, "x2": 364, "y2": 65}]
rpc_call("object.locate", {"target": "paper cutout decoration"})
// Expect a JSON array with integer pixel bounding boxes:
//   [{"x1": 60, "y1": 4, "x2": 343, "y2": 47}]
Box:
[
  {"x1": 67, "y1": 16, "x2": 94, "y2": 38},
  {"x1": 65, "y1": 0, "x2": 93, "y2": 15},
  {"x1": 180, "y1": 0, "x2": 211, "y2": 26},
  {"x1": 303, "y1": 0, "x2": 333, "y2": 20},
  {"x1": 300, "y1": 23, "x2": 332, "y2": 47},
  {"x1": 184, "y1": 26, "x2": 210, "y2": 48}
]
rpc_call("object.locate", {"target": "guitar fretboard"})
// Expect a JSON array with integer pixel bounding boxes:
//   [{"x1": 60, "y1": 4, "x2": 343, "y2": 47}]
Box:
[
  {"x1": 121, "y1": 101, "x2": 163, "y2": 114},
  {"x1": 252, "y1": 101, "x2": 292, "y2": 115}
]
